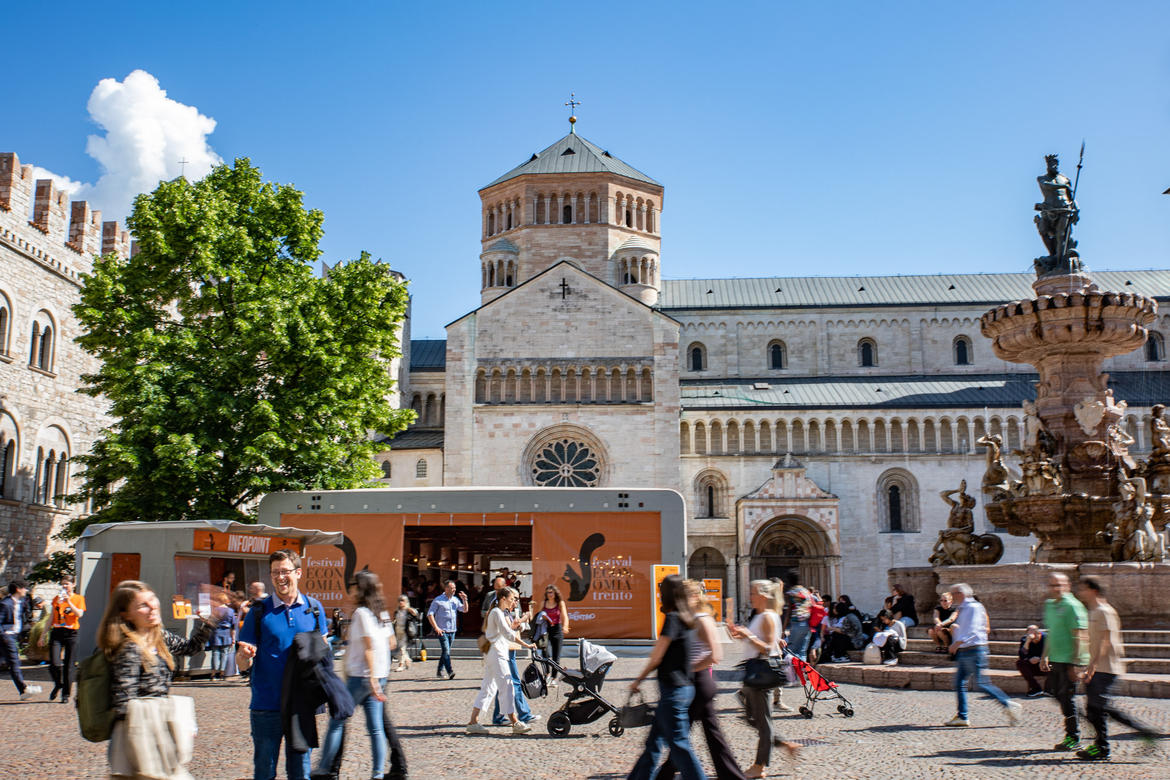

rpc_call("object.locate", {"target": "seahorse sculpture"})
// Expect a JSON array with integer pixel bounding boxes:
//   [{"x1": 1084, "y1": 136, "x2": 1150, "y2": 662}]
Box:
[{"x1": 562, "y1": 532, "x2": 607, "y2": 601}]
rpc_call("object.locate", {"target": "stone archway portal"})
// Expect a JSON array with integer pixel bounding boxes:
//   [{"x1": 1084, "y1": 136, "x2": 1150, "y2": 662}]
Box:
[{"x1": 749, "y1": 516, "x2": 838, "y2": 596}]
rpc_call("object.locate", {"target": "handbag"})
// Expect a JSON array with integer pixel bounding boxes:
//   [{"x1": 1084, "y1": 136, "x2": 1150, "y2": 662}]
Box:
[
  {"x1": 477, "y1": 634, "x2": 491, "y2": 654},
  {"x1": 742, "y1": 655, "x2": 787, "y2": 689},
  {"x1": 619, "y1": 690, "x2": 655, "y2": 728}
]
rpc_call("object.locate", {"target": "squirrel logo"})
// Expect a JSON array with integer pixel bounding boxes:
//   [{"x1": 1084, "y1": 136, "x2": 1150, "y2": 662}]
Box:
[{"x1": 562, "y1": 532, "x2": 606, "y2": 601}]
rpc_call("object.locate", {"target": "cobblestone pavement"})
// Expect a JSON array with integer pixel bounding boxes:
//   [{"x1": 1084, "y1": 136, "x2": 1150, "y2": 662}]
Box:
[{"x1": 2, "y1": 657, "x2": 1169, "y2": 779}]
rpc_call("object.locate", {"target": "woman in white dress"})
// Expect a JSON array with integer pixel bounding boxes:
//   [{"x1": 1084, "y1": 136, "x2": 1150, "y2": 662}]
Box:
[{"x1": 466, "y1": 586, "x2": 536, "y2": 735}]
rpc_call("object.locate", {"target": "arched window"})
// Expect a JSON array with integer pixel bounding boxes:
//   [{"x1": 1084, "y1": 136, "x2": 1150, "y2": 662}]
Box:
[
  {"x1": 29, "y1": 311, "x2": 56, "y2": 372},
  {"x1": 687, "y1": 342, "x2": 707, "y2": 372},
  {"x1": 0, "y1": 439, "x2": 13, "y2": 499},
  {"x1": 768, "y1": 340, "x2": 786, "y2": 370},
  {"x1": 888, "y1": 485, "x2": 903, "y2": 531},
  {"x1": 858, "y1": 338, "x2": 877, "y2": 368},
  {"x1": 1147, "y1": 331, "x2": 1165, "y2": 362},
  {"x1": 877, "y1": 468, "x2": 920, "y2": 532},
  {"x1": 954, "y1": 335, "x2": 973, "y2": 365},
  {"x1": 694, "y1": 470, "x2": 729, "y2": 518},
  {"x1": 415, "y1": 459, "x2": 428, "y2": 479},
  {"x1": 0, "y1": 291, "x2": 11, "y2": 355},
  {"x1": 0, "y1": 411, "x2": 17, "y2": 499},
  {"x1": 487, "y1": 212, "x2": 495, "y2": 235},
  {"x1": 625, "y1": 208, "x2": 633, "y2": 227},
  {"x1": 381, "y1": 460, "x2": 392, "y2": 479},
  {"x1": 562, "y1": 204, "x2": 572, "y2": 224}
]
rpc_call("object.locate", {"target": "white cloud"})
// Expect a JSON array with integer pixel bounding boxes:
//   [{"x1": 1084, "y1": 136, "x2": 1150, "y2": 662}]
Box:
[
  {"x1": 29, "y1": 166, "x2": 85, "y2": 197},
  {"x1": 32, "y1": 69, "x2": 221, "y2": 221}
]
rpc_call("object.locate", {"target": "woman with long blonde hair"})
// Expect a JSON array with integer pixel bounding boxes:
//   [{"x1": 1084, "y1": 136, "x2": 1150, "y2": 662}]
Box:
[
  {"x1": 727, "y1": 579, "x2": 799, "y2": 778},
  {"x1": 98, "y1": 580, "x2": 214, "y2": 779}
]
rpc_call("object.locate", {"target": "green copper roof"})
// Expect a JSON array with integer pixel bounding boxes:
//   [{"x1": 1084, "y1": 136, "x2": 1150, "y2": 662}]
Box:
[
  {"x1": 659, "y1": 270, "x2": 1170, "y2": 310},
  {"x1": 482, "y1": 132, "x2": 661, "y2": 190}
]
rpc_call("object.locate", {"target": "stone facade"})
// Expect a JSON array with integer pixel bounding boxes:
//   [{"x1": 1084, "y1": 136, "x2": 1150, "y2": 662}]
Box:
[
  {"x1": 0, "y1": 152, "x2": 126, "y2": 580},
  {"x1": 389, "y1": 128, "x2": 1170, "y2": 615}
]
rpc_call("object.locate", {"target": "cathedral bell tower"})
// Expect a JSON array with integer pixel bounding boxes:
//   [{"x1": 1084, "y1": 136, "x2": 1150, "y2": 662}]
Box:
[{"x1": 477, "y1": 114, "x2": 664, "y2": 305}]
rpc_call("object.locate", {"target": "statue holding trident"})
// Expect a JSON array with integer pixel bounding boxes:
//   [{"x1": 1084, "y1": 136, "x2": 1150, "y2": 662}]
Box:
[{"x1": 1034, "y1": 146, "x2": 1084, "y2": 277}]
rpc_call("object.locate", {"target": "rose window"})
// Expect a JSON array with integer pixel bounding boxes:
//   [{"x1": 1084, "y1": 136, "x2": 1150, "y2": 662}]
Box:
[{"x1": 530, "y1": 438, "x2": 601, "y2": 487}]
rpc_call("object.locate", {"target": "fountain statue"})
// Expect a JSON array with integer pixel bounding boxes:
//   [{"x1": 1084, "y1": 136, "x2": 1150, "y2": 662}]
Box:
[
  {"x1": 979, "y1": 153, "x2": 1164, "y2": 562},
  {"x1": 930, "y1": 480, "x2": 1004, "y2": 566},
  {"x1": 892, "y1": 152, "x2": 1170, "y2": 632}
]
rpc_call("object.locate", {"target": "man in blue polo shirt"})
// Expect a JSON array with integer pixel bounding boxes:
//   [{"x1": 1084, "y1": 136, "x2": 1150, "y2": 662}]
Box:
[
  {"x1": 237, "y1": 550, "x2": 328, "y2": 780},
  {"x1": 427, "y1": 579, "x2": 467, "y2": 679}
]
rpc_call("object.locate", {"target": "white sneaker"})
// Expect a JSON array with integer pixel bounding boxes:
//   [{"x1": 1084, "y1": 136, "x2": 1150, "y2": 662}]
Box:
[
  {"x1": 525, "y1": 714, "x2": 541, "y2": 723},
  {"x1": 26, "y1": 685, "x2": 42, "y2": 693},
  {"x1": 465, "y1": 722, "x2": 489, "y2": 735},
  {"x1": 512, "y1": 721, "x2": 532, "y2": 735},
  {"x1": 945, "y1": 715, "x2": 970, "y2": 727},
  {"x1": 549, "y1": 679, "x2": 558, "y2": 687},
  {"x1": 882, "y1": 658, "x2": 898, "y2": 666},
  {"x1": 1005, "y1": 700, "x2": 1022, "y2": 726}
]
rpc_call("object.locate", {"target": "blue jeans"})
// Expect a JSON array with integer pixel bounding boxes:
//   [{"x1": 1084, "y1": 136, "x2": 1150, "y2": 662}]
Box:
[
  {"x1": 897, "y1": 616, "x2": 917, "y2": 628},
  {"x1": 628, "y1": 682, "x2": 705, "y2": 780},
  {"x1": 491, "y1": 650, "x2": 534, "y2": 724},
  {"x1": 209, "y1": 646, "x2": 229, "y2": 674},
  {"x1": 316, "y1": 676, "x2": 388, "y2": 779},
  {"x1": 1, "y1": 633, "x2": 25, "y2": 694},
  {"x1": 250, "y1": 709, "x2": 311, "y2": 780},
  {"x1": 786, "y1": 618, "x2": 811, "y2": 661},
  {"x1": 435, "y1": 631, "x2": 454, "y2": 676},
  {"x1": 953, "y1": 646, "x2": 1010, "y2": 719}
]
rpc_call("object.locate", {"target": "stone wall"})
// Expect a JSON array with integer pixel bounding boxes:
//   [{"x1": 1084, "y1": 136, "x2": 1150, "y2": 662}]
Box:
[
  {"x1": 0, "y1": 152, "x2": 124, "y2": 580},
  {"x1": 444, "y1": 263, "x2": 680, "y2": 492}
]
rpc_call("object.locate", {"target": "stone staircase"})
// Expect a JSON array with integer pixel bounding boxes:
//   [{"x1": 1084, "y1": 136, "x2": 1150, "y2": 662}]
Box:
[{"x1": 821, "y1": 626, "x2": 1170, "y2": 699}]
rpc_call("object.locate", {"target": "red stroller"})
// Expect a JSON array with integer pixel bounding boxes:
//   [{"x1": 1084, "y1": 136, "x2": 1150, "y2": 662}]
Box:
[{"x1": 789, "y1": 654, "x2": 854, "y2": 718}]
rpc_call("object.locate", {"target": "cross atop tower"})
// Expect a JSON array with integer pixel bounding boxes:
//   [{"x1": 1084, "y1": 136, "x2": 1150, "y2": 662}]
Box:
[
  {"x1": 178, "y1": 158, "x2": 189, "y2": 177},
  {"x1": 564, "y1": 92, "x2": 581, "y2": 133}
]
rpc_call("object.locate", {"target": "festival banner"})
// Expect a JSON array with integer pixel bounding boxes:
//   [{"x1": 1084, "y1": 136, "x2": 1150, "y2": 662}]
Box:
[
  {"x1": 532, "y1": 512, "x2": 663, "y2": 639},
  {"x1": 287, "y1": 514, "x2": 404, "y2": 614}
]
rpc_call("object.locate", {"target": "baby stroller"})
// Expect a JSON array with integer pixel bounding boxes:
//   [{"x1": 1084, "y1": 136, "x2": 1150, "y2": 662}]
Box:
[
  {"x1": 525, "y1": 639, "x2": 624, "y2": 737},
  {"x1": 789, "y1": 653, "x2": 854, "y2": 718}
]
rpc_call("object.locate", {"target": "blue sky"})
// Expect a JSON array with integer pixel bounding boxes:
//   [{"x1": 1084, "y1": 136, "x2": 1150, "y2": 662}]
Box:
[{"x1": 4, "y1": 2, "x2": 1169, "y2": 338}]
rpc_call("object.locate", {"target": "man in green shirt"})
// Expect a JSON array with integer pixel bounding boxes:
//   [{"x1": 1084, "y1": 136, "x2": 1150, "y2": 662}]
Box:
[{"x1": 1041, "y1": 571, "x2": 1088, "y2": 750}]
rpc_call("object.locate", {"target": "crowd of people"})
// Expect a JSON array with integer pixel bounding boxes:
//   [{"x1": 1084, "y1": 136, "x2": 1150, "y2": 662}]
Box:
[{"x1": 0, "y1": 561, "x2": 1164, "y2": 777}]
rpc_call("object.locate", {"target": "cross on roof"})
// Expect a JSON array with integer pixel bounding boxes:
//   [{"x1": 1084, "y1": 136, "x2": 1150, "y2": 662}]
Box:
[
  {"x1": 178, "y1": 158, "x2": 189, "y2": 176},
  {"x1": 564, "y1": 93, "x2": 581, "y2": 115}
]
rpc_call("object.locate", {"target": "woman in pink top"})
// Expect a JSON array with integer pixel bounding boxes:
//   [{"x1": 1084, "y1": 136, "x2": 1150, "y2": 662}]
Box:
[{"x1": 535, "y1": 585, "x2": 570, "y2": 685}]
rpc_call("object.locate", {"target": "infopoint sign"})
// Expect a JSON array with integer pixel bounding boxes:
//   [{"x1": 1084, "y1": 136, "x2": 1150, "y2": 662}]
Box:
[{"x1": 258, "y1": 488, "x2": 686, "y2": 639}]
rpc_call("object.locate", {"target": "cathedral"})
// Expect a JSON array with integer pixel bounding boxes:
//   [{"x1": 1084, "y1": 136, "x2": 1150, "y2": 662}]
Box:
[
  {"x1": 378, "y1": 122, "x2": 1170, "y2": 607},
  {"x1": 3, "y1": 127, "x2": 1170, "y2": 608}
]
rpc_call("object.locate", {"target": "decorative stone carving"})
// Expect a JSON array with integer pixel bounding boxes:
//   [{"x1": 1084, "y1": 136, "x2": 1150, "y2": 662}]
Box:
[
  {"x1": 930, "y1": 480, "x2": 1004, "y2": 566},
  {"x1": 1150, "y1": 404, "x2": 1170, "y2": 463},
  {"x1": 1074, "y1": 397, "x2": 1106, "y2": 437},
  {"x1": 977, "y1": 433, "x2": 1019, "y2": 498},
  {"x1": 1104, "y1": 475, "x2": 1168, "y2": 562},
  {"x1": 1020, "y1": 457, "x2": 1064, "y2": 496}
]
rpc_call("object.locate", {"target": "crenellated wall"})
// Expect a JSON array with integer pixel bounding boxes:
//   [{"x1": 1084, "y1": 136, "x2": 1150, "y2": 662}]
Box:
[{"x1": 0, "y1": 151, "x2": 129, "y2": 580}]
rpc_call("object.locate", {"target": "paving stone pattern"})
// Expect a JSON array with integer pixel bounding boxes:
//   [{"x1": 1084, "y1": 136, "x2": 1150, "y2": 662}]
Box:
[{"x1": 2, "y1": 657, "x2": 1168, "y2": 779}]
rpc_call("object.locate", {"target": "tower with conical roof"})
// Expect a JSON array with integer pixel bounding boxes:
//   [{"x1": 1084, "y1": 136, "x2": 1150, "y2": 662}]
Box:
[{"x1": 477, "y1": 117, "x2": 663, "y2": 305}]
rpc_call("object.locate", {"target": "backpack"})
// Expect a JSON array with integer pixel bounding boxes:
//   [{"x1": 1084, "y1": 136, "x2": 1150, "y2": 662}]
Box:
[{"x1": 76, "y1": 649, "x2": 115, "y2": 742}]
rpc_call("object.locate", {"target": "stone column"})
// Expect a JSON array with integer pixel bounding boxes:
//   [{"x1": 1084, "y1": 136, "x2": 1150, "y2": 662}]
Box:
[{"x1": 545, "y1": 194, "x2": 552, "y2": 224}]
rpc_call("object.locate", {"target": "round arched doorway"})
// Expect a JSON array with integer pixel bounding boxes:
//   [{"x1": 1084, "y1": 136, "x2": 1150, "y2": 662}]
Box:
[{"x1": 749, "y1": 516, "x2": 839, "y2": 596}]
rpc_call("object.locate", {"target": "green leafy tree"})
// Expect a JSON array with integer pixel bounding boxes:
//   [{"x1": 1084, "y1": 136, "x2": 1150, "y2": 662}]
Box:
[
  {"x1": 28, "y1": 550, "x2": 75, "y2": 584},
  {"x1": 67, "y1": 159, "x2": 412, "y2": 536}
]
